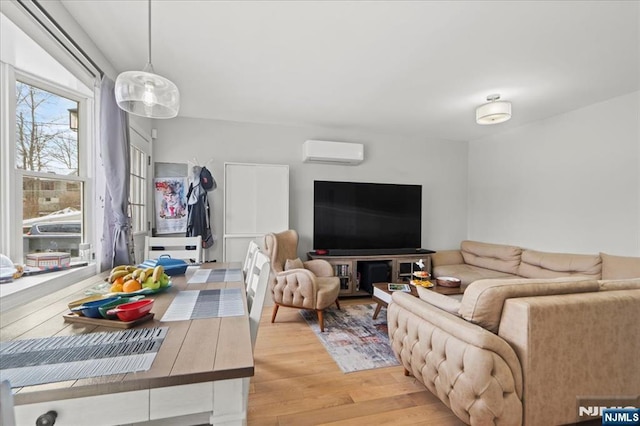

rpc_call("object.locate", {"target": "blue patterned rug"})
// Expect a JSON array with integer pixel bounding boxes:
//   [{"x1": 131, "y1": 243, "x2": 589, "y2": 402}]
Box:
[{"x1": 300, "y1": 303, "x2": 400, "y2": 373}]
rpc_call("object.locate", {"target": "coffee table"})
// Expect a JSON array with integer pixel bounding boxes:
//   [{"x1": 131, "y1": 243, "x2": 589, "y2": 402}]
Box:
[{"x1": 371, "y1": 282, "x2": 464, "y2": 319}]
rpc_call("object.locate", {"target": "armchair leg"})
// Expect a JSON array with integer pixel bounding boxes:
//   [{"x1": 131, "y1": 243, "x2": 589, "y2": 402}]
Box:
[
  {"x1": 317, "y1": 310, "x2": 325, "y2": 332},
  {"x1": 334, "y1": 298, "x2": 341, "y2": 310},
  {"x1": 271, "y1": 304, "x2": 279, "y2": 323}
]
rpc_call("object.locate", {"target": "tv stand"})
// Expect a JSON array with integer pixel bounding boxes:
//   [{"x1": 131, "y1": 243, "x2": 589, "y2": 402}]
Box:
[{"x1": 308, "y1": 250, "x2": 436, "y2": 297}]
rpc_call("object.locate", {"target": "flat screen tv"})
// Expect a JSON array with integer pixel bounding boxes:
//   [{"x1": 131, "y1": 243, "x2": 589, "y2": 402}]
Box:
[{"x1": 313, "y1": 180, "x2": 422, "y2": 255}]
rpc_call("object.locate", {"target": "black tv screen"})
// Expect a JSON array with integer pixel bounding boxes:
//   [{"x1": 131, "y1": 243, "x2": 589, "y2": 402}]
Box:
[{"x1": 313, "y1": 180, "x2": 422, "y2": 253}]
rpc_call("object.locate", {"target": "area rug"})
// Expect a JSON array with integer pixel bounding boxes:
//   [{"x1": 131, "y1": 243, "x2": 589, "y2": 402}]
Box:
[{"x1": 300, "y1": 303, "x2": 400, "y2": 373}]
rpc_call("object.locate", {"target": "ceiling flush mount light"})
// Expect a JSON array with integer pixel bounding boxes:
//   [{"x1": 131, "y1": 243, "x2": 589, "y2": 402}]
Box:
[
  {"x1": 115, "y1": 0, "x2": 179, "y2": 119},
  {"x1": 476, "y1": 94, "x2": 511, "y2": 125}
]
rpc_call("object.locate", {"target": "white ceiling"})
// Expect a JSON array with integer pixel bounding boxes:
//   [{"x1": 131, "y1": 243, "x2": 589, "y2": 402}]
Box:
[{"x1": 60, "y1": 0, "x2": 639, "y2": 142}]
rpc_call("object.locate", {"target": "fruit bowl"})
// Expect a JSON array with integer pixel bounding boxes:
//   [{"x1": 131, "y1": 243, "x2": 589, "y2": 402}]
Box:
[
  {"x1": 106, "y1": 299, "x2": 154, "y2": 322},
  {"x1": 109, "y1": 281, "x2": 172, "y2": 297},
  {"x1": 436, "y1": 276, "x2": 462, "y2": 288}
]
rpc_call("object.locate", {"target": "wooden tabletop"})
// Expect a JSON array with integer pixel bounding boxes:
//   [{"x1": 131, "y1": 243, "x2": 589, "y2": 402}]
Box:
[{"x1": 0, "y1": 262, "x2": 253, "y2": 406}]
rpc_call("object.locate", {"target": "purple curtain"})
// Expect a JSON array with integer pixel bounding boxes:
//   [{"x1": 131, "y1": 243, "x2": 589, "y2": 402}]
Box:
[{"x1": 99, "y1": 76, "x2": 132, "y2": 270}]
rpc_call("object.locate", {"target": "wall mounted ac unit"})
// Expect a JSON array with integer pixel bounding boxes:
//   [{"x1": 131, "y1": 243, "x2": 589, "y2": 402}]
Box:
[{"x1": 302, "y1": 140, "x2": 364, "y2": 165}]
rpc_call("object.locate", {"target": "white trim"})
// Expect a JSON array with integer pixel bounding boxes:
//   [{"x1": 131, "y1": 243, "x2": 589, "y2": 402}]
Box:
[
  {"x1": 0, "y1": 62, "x2": 17, "y2": 257},
  {"x1": 0, "y1": 1, "x2": 101, "y2": 87},
  {"x1": 10, "y1": 70, "x2": 93, "y2": 263},
  {"x1": 0, "y1": 264, "x2": 97, "y2": 312}
]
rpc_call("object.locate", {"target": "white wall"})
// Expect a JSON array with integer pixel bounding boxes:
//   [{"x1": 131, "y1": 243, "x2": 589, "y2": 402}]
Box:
[
  {"x1": 468, "y1": 91, "x2": 640, "y2": 256},
  {"x1": 154, "y1": 119, "x2": 469, "y2": 261}
]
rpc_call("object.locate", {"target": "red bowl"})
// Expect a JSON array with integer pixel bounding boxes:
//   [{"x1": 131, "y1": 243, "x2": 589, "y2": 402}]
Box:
[{"x1": 106, "y1": 298, "x2": 154, "y2": 322}]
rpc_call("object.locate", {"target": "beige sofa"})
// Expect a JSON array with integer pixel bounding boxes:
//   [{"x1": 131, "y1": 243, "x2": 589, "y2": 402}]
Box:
[
  {"x1": 388, "y1": 249, "x2": 640, "y2": 426},
  {"x1": 431, "y1": 240, "x2": 640, "y2": 285}
]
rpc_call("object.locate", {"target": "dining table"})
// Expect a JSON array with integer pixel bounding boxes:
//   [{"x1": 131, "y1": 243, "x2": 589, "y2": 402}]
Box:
[{"x1": 0, "y1": 262, "x2": 253, "y2": 426}]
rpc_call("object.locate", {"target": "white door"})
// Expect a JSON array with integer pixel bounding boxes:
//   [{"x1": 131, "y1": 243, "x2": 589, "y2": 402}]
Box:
[{"x1": 223, "y1": 163, "x2": 289, "y2": 262}]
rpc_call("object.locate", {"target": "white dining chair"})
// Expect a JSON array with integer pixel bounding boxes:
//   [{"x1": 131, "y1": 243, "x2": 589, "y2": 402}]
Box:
[
  {"x1": 144, "y1": 235, "x2": 203, "y2": 263},
  {"x1": 242, "y1": 250, "x2": 271, "y2": 413},
  {"x1": 246, "y1": 250, "x2": 270, "y2": 350},
  {"x1": 243, "y1": 240, "x2": 260, "y2": 288}
]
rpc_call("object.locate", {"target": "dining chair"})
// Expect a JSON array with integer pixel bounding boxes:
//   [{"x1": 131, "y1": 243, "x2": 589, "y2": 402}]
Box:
[
  {"x1": 243, "y1": 240, "x2": 260, "y2": 288},
  {"x1": 241, "y1": 250, "x2": 271, "y2": 414},
  {"x1": 246, "y1": 250, "x2": 271, "y2": 350},
  {"x1": 144, "y1": 235, "x2": 203, "y2": 263}
]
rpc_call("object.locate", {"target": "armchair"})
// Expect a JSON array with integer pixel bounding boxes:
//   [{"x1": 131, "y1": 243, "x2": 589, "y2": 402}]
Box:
[{"x1": 264, "y1": 230, "x2": 340, "y2": 332}]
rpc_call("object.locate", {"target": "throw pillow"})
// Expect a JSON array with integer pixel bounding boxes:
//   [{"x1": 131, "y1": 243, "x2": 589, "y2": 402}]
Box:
[
  {"x1": 600, "y1": 253, "x2": 640, "y2": 280},
  {"x1": 284, "y1": 258, "x2": 304, "y2": 270}
]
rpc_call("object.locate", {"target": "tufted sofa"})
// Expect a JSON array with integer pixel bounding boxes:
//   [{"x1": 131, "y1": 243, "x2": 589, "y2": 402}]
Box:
[
  {"x1": 431, "y1": 240, "x2": 640, "y2": 285},
  {"x1": 387, "y1": 276, "x2": 640, "y2": 425}
]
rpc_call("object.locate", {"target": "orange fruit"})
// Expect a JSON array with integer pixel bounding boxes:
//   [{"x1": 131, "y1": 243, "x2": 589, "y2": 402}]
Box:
[
  {"x1": 110, "y1": 282, "x2": 124, "y2": 293},
  {"x1": 114, "y1": 276, "x2": 126, "y2": 286},
  {"x1": 122, "y1": 279, "x2": 142, "y2": 293}
]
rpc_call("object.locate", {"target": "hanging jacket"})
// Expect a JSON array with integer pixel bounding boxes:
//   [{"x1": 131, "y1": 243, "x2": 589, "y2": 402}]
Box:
[{"x1": 186, "y1": 181, "x2": 214, "y2": 249}]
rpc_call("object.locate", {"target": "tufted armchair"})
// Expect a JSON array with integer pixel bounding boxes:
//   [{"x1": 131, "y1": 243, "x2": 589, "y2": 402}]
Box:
[{"x1": 263, "y1": 230, "x2": 340, "y2": 332}]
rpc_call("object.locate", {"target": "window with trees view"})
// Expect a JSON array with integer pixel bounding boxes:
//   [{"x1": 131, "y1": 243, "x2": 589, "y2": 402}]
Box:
[{"x1": 16, "y1": 81, "x2": 84, "y2": 259}]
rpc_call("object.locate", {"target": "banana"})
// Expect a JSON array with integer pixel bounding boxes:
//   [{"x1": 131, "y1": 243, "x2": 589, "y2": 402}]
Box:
[
  {"x1": 110, "y1": 265, "x2": 129, "y2": 274},
  {"x1": 138, "y1": 268, "x2": 154, "y2": 283},
  {"x1": 126, "y1": 265, "x2": 138, "y2": 273},
  {"x1": 131, "y1": 268, "x2": 144, "y2": 279},
  {"x1": 152, "y1": 265, "x2": 164, "y2": 283},
  {"x1": 108, "y1": 270, "x2": 129, "y2": 283}
]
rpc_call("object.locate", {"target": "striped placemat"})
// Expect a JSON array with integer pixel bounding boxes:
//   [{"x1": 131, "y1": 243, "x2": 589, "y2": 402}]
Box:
[
  {"x1": 160, "y1": 288, "x2": 244, "y2": 321},
  {"x1": 188, "y1": 268, "x2": 243, "y2": 284},
  {"x1": 0, "y1": 327, "x2": 168, "y2": 388}
]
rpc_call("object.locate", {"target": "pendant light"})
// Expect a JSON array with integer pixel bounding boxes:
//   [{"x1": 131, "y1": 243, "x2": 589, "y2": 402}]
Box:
[
  {"x1": 476, "y1": 94, "x2": 511, "y2": 125},
  {"x1": 115, "y1": 0, "x2": 180, "y2": 119}
]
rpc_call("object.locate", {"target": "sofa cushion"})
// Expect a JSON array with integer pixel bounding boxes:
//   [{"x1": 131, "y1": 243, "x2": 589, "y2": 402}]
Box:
[
  {"x1": 600, "y1": 253, "x2": 640, "y2": 280},
  {"x1": 433, "y1": 264, "x2": 518, "y2": 286},
  {"x1": 460, "y1": 240, "x2": 522, "y2": 275},
  {"x1": 284, "y1": 257, "x2": 304, "y2": 270},
  {"x1": 459, "y1": 277, "x2": 600, "y2": 333},
  {"x1": 416, "y1": 285, "x2": 462, "y2": 315},
  {"x1": 598, "y1": 277, "x2": 640, "y2": 291},
  {"x1": 517, "y1": 249, "x2": 601, "y2": 279}
]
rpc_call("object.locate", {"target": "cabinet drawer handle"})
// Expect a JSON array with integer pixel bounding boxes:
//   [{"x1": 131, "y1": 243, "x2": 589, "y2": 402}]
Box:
[{"x1": 36, "y1": 410, "x2": 57, "y2": 426}]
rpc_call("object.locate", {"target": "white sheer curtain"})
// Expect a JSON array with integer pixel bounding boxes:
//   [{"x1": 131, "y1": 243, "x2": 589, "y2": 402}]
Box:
[{"x1": 99, "y1": 76, "x2": 133, "y2": 270}]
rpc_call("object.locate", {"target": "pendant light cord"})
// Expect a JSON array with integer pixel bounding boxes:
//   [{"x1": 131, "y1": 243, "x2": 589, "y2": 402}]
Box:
[{"x1": 147, "y1": 0, "x2": 152, "y2": 66}]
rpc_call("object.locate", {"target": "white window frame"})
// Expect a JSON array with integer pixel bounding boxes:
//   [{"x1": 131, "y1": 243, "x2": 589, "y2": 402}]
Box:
[
  {"x1": 129, "y1": 124, "x2": 153, "y2": 263},
  {"x1": 0, "y1": 63, "x2": 98, "y2": 311},
  {"x1": 11, "y1": 70, "x2": 94, "y2": 260}
]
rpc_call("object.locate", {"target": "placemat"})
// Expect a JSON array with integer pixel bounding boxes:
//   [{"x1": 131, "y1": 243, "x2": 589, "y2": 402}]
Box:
[
  {"x1": 188, "y1": 268, "x2": 243, "y2": 284},
  {"x1": 0, "y1": 327, "x2": 168, "y2": 388},
  {"x1": 160, "y1": 288, "x2": 244, "y2": 322}
]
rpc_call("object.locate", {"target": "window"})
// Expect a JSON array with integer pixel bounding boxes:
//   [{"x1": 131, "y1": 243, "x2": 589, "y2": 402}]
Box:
[
  {"x1": 0, "y1": 10, "x2": 99, "y2": 309},
  {"x1": 130, "y1": 143, "x2": 148, "y2": 235},
  {"x1": 15, "y1": 80, "x2": 86, "y2": 260}
]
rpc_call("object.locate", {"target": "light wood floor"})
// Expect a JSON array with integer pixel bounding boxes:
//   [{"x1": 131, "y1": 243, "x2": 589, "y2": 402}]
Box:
[{"x1": 247, "y1": 298, "x2": 465, "y2": 426}]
